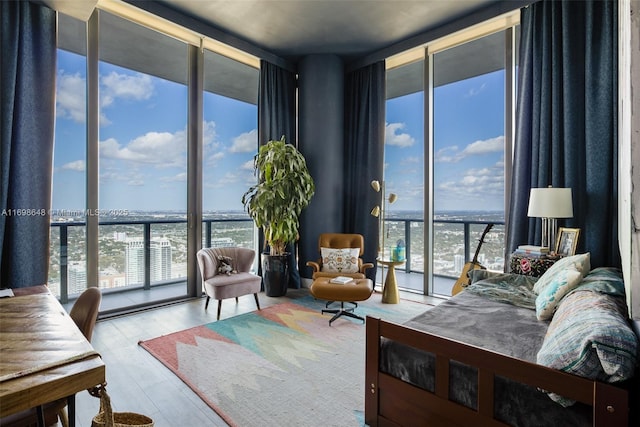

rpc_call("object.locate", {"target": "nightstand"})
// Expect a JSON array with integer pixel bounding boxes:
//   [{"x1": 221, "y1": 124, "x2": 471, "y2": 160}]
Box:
[{"x1": 509, "y1": 253, "x2": 558, "y2": 277}]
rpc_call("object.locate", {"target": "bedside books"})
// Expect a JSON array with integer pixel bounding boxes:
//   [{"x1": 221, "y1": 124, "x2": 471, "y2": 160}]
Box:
[
  {"x1": 330, "y1": 276, "x2": 354, "y2": 284},
  {"x1": 514, "y1": 245, "x2": 549, "y2": 257}
]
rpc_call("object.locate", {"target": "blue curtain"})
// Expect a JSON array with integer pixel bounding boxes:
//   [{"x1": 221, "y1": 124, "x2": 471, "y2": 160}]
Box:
[
  {"x1": 508, "y1": 0, "x2": 619, "y2": 269},
  {"x1": 1, "y1": 1, "x2": 57, "y2": 288},
  {"x1": 343, "y1": 61, "x2": 386, "y2": 280},
  {"x1": 257, "y1": 60, "x2": 301, "y2": 288}
]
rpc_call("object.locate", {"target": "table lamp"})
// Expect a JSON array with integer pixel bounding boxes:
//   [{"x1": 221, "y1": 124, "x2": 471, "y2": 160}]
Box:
[{"x1": 527, "y1": 187, "x2": 573, "y2": 251}]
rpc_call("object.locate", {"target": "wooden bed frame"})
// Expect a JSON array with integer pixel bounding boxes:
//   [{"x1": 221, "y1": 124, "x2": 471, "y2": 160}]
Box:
[{"x1": 365, "y1": 316, "x2": 632, "y2": 427}]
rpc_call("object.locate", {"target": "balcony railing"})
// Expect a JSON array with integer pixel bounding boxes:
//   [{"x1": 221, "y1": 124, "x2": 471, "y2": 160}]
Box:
[
  {"x1": 49, "y1": 216, "x2": 504, "y2": 303},
  {"x1": 49, "y1": 218, "x2": 254, "y2": 303}
]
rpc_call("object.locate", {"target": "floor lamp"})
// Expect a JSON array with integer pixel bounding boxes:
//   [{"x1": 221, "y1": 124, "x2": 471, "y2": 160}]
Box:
[
  {"x1": 527, "y1": 187, "x2": 573, "y2": 252},
  {"x1": 371, "y1": 180, "x2": 397, "y2": 289}
]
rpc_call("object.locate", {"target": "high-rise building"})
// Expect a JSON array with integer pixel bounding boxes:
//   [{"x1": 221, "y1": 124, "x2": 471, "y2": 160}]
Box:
[
  {"x1": 125, "y1": 238, "x2": 173, "y2": 285},
  {"x1": 125, "y1": 240, "x2": 145, "y2": 285},
  {"x1": 150, "y1": 238, "x2": 172, "y2": 282},
  {"x1": 68, "y1": 262, "x2": 87, "y2": 294},
  {"x1": 454, "y1": 254, "x2": 465, "y2": 273}
]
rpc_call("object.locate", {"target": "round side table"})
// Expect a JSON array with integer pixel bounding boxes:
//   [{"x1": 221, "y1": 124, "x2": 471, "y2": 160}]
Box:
[{"x1": 377, "y1": 259, "x2": 405, "y2": 304}]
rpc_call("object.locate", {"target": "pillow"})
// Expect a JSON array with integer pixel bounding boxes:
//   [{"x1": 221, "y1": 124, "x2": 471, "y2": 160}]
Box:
[
  {"x1": 533, "y1": 253, "x2": 591, "y2": 320},
  {"x1": 320, "y1": 247, "x2": 359, "y2": 274},
  {"x1": 216, "y1": 255, "x2": 235, "y2": 276},
  {"x1": 570, "y1": 267, "x2": 625, "y2": 297},
  {"x1": 537, "y1": 289, "x2": 638, "y2": 407}
]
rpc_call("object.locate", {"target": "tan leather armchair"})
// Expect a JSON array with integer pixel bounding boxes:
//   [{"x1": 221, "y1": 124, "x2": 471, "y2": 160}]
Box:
[{"x1": 306, "y1": 233, "x2": 374, "y2": 279}]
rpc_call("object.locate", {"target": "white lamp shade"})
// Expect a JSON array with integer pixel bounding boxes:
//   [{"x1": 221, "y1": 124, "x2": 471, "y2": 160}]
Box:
[{"x1": 527, "y1": 187, "x2": 573, "y2": 218}]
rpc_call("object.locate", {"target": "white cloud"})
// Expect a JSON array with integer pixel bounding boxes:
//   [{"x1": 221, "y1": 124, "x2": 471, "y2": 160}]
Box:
[
  {"x1": 160, "y1": 172, "x2": 187, "y2": 182},
  {"x1": 242, "y1": 159, "x2": 255, "y2": 170},
  {"x1": 437, "y1": 159, "x2": 504, "y2": 201},
  {"x1": 435, "y1": 136, "x2": 504, "y2": 163},
  {"x1": 56, "y1": 71, "x2": 85, "y2": 123},
  {"x1": 100, "y1": 72, "x2": 153, "y2": 108},
  {"x1": 56, "y1": 71, "x2": 154, "y2": 125},
  {"x1": 206, "y1": 151, "x2": 225, "y2": 165},
  {"x1": 99, "y1": 129, "x2": 186, "y2": 168},
  {"x1": 127, "y1": 179, "x2": 145, "y2": 186},
  {"x1": 230, "y1": 129, "x2": 257, "y2": 153},
  {"x1": 461, "y1": 136, "x2": 504, "y2": 156},
  {"x1": 386, "y1": 122, "x2": 415, "y2": 147},
  {"x1": 434, "y1": 146, "x2": 460, "y2": 163},
  {"x1": 465, "y1": 83, "x2": 487, "y2": 98},
  {"x1": 61, "y1": 160, "x2": 85, "y2": 172}
]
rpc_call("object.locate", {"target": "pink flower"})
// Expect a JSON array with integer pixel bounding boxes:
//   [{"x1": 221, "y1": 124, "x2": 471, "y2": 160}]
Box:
[{"x1": 520, "y1": 258, "x2": 531, "y2": 273}]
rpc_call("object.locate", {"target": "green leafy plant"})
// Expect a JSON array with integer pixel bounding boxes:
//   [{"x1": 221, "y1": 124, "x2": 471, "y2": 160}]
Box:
[{"x1": 242, "y1": 136, "x2": 315, "y2": 256}]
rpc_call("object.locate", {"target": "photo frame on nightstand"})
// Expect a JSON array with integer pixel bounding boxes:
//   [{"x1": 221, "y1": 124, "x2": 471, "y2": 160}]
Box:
[{"x1": 555, "y1": 227, "x2": 580, "y2": 257}]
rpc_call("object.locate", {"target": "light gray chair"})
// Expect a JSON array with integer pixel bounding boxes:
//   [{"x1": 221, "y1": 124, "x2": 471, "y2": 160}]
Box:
[{"x1": 196, "y1": 247, "x2": 261, "y2": 320}]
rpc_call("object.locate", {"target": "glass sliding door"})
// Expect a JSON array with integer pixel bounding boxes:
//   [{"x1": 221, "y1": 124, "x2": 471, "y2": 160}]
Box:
[
  {"x1": 384, "y1": 58, "x2": 425, "y2": 292},
  {"x1": 431, "y1": 31, "x2": 507, "y2": 296},
  {"x1": 52, "y1": 13, "x2": 88, "y2": 301},
  {"x1": 202, "y1": 51, "x2": 258, "y2": 253},
  {"x1": 97, "y1": 11, "x2": 189, "y2": 303}
]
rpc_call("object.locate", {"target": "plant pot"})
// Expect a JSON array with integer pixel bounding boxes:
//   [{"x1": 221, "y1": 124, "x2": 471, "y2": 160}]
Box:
[{"x1": 262, "y1": 253, "x2": 290, "y2": 297}]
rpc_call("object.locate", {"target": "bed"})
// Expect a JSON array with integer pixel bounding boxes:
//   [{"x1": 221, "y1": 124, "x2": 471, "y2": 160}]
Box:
[{"x1": 365, "y1": 262, "x2": 639, "y2": 427}]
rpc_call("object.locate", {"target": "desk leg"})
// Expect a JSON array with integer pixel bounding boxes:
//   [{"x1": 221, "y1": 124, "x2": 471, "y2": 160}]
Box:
[
  {"x1": 381, "y1": 266, "x2": 399, "y2": 304},
  {"x1": 67, "y1": 394, "x2": 76, "y2": 427},
  {"x1": 36, "y1": 405, "x2": 45, "y2": 427}
]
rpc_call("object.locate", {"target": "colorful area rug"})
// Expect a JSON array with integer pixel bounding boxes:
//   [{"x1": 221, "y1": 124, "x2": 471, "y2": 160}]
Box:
[{"x1": 139, "y1": 292, "x2": 431, "y2": 427}]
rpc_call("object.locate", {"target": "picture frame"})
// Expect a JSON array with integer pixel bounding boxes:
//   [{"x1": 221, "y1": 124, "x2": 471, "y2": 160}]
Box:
[{"x1": 555, "y1": 227, "x2": 580, "y2": 257}]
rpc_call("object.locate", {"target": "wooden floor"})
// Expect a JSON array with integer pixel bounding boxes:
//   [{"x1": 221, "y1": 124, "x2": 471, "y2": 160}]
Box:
[{"x1": 67, "y1": 288, "x2": 442, "y2": 427}]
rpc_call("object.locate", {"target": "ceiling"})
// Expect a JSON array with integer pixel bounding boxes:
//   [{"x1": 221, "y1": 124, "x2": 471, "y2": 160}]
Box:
[
  {"x1": 151, "y1": 0, "x2": 521, "y2": 63},
  {"x1": 55, "y1": 0, "x2": 525, "y2": 104}
]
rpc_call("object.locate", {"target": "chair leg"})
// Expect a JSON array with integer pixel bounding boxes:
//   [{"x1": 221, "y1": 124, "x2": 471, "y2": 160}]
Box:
[
  {"x1": 204, "y1": 296, "x2": 210, "y2": 310},
  {"x1": 254, "y1": 293, "x2": 261, "y2": 311},
  {"x1": 321, "y1": 302, "x2": 365, "y2": 326},
  {"x1": 235, "y1": 297, "x2": 239, "y2": 303},
  {"x1": 217, "y1": 300, "x2": 222, "y2": 320}
]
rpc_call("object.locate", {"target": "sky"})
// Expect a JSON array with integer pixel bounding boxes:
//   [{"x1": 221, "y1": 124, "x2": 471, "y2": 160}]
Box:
[{"x1": 53, "y1": 49, "x2": 505, "y2": 215}]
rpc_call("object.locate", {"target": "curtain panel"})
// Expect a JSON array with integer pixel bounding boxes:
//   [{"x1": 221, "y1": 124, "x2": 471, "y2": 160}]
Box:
[
  {"x1": 508, "y1": 0, "x2": 619, "y2": 269},
  {"x1": 257, "y1": 60, "x2": 301, "y2": 288},
  {"x1": 1, "y1": 1, "x2": 57, "y2": 287},
  {"x1": 343, "y1": 61, "x2": 386, "y2": 280}
]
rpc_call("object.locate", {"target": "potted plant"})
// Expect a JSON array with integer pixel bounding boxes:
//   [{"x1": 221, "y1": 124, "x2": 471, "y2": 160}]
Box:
[{"x1": 242, "y1": 136, "x2": 315, "y2": 296}]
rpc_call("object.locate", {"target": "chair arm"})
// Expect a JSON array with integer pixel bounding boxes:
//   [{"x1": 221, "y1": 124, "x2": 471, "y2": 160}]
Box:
[
  {"x1": 306, "y1": 261, "x2": 321, "y2": 273},
  {"x1": 360, "y1": 262, "x2": 374, "y2": 274}
]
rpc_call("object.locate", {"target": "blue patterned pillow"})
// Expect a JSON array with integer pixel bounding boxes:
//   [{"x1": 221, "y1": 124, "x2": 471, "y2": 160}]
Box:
[
  {"x1": 537, "y1": 289, "x2": 638, "y2": 406},
  {"x1": 534, "y1": 253, "x2": 590, "y2": 320}
]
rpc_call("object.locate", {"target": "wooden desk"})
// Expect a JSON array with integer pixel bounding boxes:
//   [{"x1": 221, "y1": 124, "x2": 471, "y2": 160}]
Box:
[{"x1": 0, "y1": 286, "x2": 105, "y2": 425}]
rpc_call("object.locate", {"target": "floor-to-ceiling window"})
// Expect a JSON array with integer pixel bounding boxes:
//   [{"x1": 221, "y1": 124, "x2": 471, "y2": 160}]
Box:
[
  {"x1": 97, "y1": 11, "x2": 189, "y2": 298},
  {"x1": 385, "y1": 16, "x2": 518, "y2": 296},
  {"x1": 51, "y1": 7, "x2": 260, "y2": 311},
  {"x1": 51, "y1": 13, "x2": 87, "y2": 300},
  {"x1": 202, "y1": 51, "x2": 258, "y2": 253},
  {"x1": 384, "y1": 58, "x2": 425, "y2": 291}
]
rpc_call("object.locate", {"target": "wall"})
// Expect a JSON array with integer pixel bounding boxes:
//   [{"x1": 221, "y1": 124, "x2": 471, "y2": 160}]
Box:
[
  {"x1": 619, "y1": 0, "x2": 640, "y2": 320},
  {"x1": 297, "y1": 54, "x2": 345, "y2": 280}
]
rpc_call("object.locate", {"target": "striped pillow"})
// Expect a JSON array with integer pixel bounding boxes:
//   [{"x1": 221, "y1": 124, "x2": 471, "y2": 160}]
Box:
[{"x1": 537, "y1": 286, "x2": 638, "y2": 406}]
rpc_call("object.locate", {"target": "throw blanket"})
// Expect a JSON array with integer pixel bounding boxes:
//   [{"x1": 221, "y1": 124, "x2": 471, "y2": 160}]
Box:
[{"x1": 465, "y1": 270, "x2": 538, "y2": 310}]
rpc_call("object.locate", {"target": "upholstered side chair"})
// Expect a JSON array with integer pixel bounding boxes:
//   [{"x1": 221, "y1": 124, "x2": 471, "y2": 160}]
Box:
[{"x1": 196, "y1": 247, "x2": 261, "y2": 320}]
